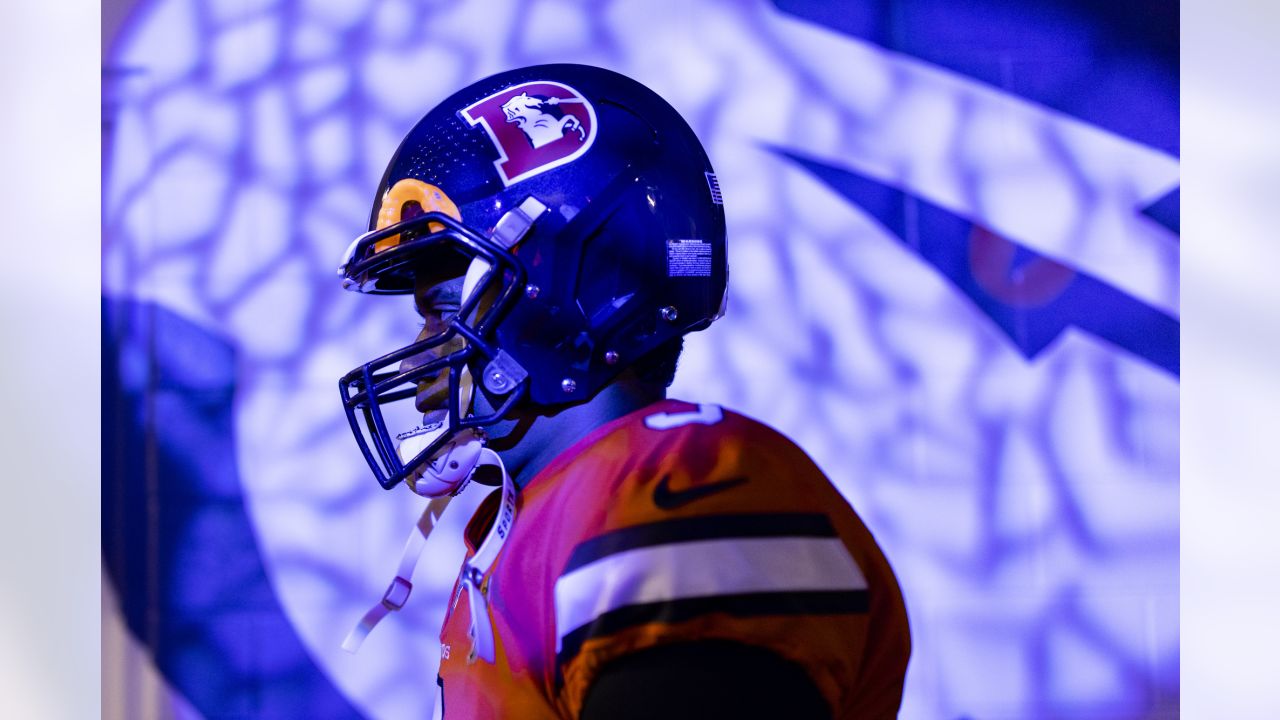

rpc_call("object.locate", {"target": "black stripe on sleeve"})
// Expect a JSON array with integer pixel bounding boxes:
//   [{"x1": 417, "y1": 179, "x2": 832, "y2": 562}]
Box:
[
  {"x1": 556, "y1": 589, "x2": 869, "y2": 669},
  {"x1": 562, "y1": 513, "x2": 837, "y2": 574}
]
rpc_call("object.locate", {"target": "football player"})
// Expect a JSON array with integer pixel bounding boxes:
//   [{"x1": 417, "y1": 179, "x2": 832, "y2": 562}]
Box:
[{"x1": 336, "y1": 64, "x2": 910, "y2": 719}]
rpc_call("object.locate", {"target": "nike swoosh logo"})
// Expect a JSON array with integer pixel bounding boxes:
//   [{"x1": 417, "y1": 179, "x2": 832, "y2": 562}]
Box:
[{"x1": 652, "y1": 474, "x2": 749, "y2": 510}]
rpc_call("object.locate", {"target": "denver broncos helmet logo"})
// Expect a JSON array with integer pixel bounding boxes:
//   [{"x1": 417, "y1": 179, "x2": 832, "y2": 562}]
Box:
[
  {"x1": 462, "y1": 81, "x2": 597, "y2": 186},
  {"x1": 500, "y1": 93, "x2": 587, "y2": 147}
]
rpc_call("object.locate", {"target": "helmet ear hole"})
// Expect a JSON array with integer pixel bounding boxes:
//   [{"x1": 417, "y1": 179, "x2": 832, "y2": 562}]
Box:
[{"x1": 400, "y1": 200, "x2": 425, "y2": 220}]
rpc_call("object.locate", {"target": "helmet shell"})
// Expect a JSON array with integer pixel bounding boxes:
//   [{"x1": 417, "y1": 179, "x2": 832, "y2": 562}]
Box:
[{"x1": 363, "y1": 63, "x2": 727, "y2": 405}]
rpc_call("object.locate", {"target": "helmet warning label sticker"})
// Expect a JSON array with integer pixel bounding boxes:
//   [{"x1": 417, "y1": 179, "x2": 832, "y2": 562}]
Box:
[
  {"x1": 460, "y1": 81, "x2": 597, "y2": 187},
  {"x1": 667, "y1": 239, "x2": 713, "y2": 277}
]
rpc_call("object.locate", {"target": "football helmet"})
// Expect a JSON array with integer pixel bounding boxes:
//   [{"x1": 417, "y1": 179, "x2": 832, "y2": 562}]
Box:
[{"x1": 338, "y1": 64, "x2": 727, "y2": 494}]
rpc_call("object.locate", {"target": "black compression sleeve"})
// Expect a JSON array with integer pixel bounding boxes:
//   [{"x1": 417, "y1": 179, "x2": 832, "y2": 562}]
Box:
[{"x1": 579, "y1": 640, "x2": 832, "y2": 720}]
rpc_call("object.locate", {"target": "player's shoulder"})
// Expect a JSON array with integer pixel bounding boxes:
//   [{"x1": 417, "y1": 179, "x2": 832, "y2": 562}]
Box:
[
  {"x1": 552, "y1": 399, "x2": 840, "y2": 528},
  {"x1": 528, "y1": 398, "x2": 848, "y2": 552},
  {"x1": 549, "y1": 401, "x2": 879, "y2": 716}
]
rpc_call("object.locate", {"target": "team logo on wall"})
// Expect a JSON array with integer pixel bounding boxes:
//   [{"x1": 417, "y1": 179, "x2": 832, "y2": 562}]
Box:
[{"x1": 460, "y1": 81, "x2": 597, "y2": 186}]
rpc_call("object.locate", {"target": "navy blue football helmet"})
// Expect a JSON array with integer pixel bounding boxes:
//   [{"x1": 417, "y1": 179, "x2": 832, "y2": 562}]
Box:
[{"x1": 338, "y1": 64, "x2": 727, "y2": 492}]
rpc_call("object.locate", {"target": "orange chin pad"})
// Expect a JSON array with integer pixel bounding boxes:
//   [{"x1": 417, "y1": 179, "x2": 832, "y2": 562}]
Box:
[{"x1": 373, "y1": 179, "x2": 462, "y2": 254}]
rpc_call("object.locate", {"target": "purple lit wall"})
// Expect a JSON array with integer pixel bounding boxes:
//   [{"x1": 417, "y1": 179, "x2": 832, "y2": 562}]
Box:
[{"x1": 102, "y1": 1, "x2": 1179, "y2": 718}]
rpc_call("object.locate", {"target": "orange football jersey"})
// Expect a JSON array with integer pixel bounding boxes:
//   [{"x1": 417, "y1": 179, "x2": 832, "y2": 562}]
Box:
[{"x1": 434, "y1": 399, "x2": 911, "y2": 719}]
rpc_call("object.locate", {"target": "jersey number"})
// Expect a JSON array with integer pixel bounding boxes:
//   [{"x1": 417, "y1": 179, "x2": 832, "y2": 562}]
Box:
[{"x1": 644, "y1": 404, "x2": 723, "y2": 430}]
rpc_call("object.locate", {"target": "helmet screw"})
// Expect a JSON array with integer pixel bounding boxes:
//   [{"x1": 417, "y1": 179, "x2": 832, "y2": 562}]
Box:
[
  {"x1": 660, "y1": 306, "x2": 679, "y2": 322},
  {"x1": 486, "y1": 370, "x2": 510, "y2": 393},
  {"x1": 561, "y1": 378, "x2": 577, "y2": 393},
  {"x1": 604, "y1": 350, "x2": 619, "y2": 365},
  {"x1": 525, "y1": 284, "x2": 540, "y2": 299},
  {"x1": 449, "y1": 460, "x2": 459, "y2": 469}
]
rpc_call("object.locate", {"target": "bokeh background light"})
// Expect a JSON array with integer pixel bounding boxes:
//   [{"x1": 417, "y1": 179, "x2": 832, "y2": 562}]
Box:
[{"x1": 101, "y1": 1, "x2": 1180, "y2": 718}]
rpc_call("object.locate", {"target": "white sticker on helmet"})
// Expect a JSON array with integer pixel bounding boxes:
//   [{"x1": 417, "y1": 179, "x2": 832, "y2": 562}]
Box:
[{"x1": 667, "y1": 238, "x2": 713, "y2": 277}]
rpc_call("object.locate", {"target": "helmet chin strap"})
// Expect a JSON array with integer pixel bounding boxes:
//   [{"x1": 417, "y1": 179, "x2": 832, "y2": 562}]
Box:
[
  {"x1": 344, "y1": 255, "x2": 517, "y2": 655},
  {"x1": 343, "y1": 447, "x2": 516, "y2": 658},
  {"x1": 459, "y1": 448, "x2": 515, "y2": 664},
  {"x1": 344, "y1": 197, "x2": 545, "y2": 656}
]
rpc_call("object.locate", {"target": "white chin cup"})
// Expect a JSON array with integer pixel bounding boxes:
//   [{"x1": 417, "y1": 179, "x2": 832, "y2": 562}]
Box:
[
  {"x1": 398, "y1": 424, "x2": 485, "y2": 497},
  {"x1": 397, "y1": 364, "x2": 479, "y2": 497}
]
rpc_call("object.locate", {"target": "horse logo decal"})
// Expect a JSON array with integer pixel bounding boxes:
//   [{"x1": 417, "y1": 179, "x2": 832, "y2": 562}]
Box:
[{"x1": 461, "y1": 81, "x2": 597, "y2": 186}]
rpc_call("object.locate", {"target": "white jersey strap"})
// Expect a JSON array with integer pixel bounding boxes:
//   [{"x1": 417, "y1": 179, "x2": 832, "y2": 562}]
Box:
[
  {"x1": 461, "y1": 449, "x2": 517, "y2": 664},
  {"x1": 342, "y1": 496, "x2": 452, "y2": 653}
]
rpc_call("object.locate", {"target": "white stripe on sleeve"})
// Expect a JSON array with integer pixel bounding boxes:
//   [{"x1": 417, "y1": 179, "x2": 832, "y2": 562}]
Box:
[{"x1": 554, "y1": 536, "x2": 867, "y2": 649}]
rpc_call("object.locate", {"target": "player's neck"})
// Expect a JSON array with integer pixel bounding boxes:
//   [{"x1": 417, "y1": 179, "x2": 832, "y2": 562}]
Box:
[{"x1": 504, "y1": 380, "x2": 665, "y2": 488}]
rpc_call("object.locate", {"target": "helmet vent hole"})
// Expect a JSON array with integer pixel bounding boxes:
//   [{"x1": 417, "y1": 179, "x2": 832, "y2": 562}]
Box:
[{"x1": 400, "y1": 200, "x2": 425, "y2": 221}]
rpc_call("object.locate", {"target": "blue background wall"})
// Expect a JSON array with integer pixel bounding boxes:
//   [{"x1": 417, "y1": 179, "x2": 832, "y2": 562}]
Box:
[{"x1": 102, "y1": 1, "x2": 1179, "y2": 717}]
